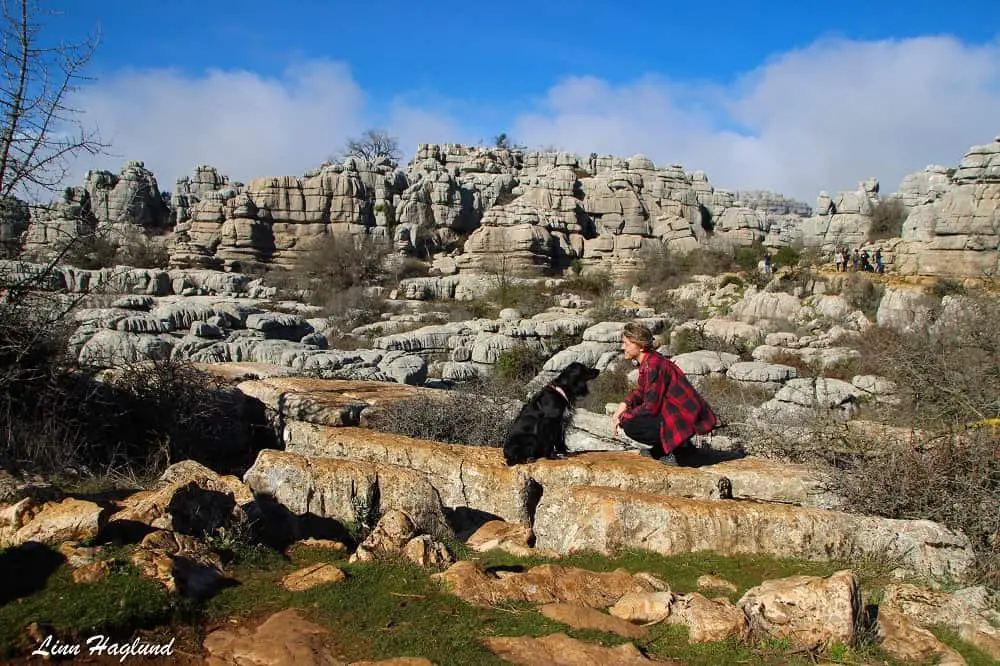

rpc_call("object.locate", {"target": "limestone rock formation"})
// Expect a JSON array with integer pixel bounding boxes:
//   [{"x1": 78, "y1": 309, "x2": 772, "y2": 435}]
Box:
[
  {"x1": 794, "y1": 137, "x2": 1000, "y2": 278},
  {"x1": 893, "y1": 137, "x2": 1000, "y2": 277},
  {"x1": 84, "y1": 160, "x2": 168, "y2": 232}
]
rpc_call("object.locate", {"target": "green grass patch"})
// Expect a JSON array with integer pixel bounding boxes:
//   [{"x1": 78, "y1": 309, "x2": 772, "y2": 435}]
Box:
[
  {"x1": 1, "y1": 540, "x2": 926, "y2": 664},
  {"x1": 0, "y1": 544, "x2": 193, "y2": 658},
  {"x1": 929, "y1": 626, "x2": 999, "y2": 666}
]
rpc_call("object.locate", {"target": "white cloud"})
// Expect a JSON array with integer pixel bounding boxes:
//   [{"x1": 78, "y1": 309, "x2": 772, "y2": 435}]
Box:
[
  {"x1": 70, "y1": 60, "x2": 366, "y2": 188},
  {"x1": 67, "y1": 59, "x2": 466, "y2": 191},
  {"x1": 512, "y1": 36, "x2": 1000, "y2": 202},
  {"x1": 65, "y1": 35, "x2": 1000, "y2": 204}
]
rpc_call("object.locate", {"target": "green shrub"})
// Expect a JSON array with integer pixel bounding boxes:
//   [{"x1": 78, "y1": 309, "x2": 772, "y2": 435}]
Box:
[
  {"x1": 719, "y1": 275, "x2": 744, "y2": 289},
  {"x1": 562, "y1": 271, "x2": 613, "y2": 297},
  {"x1": 772, "y1": 246, "x2": 800, "y2": 269},
  {"x1": 929, "y1": 278, "x2": 966, "y2": 299},
  {"x1": 735, "y1": 243, "x2": 766, "y2": 272},
  {"x1": 578, "y1": 359, "x2": 633, "y2": 413},
  {"x1": 493, "y1": 344, "x2": 547, "y2": 384},
  {"x1": 841, "y1": 274, "x2": 885, "y2": 318},
  {"x1": 867, "y1": 198, "x2": 908, "y2": 241}
]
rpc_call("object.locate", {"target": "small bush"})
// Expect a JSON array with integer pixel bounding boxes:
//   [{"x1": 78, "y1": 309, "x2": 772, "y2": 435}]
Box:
[
  {"x1": 487, "y1": 282, "x2": 553, "y2": 317},
  {"x1": 587, "y1": 293, "x2": 630, "y2": 322},
  {"x1": 719, "y1": 275, "x2": 744, "y2": 289},
  {"x1": 671, "y1": 326, "x2": 754, "y2": 359},
  {"x1": 631, "y1": 243, "x2": 688, "y2": 292},
  {"x1": 365, "y1": 388, "x2": 515, "y2": 448},
  {"x1": 391, "y1": 257, "x2": 431, "y2": 282},
  {"x1": 867, "y1": 198, "x2": 908, "y2": 241},
  {"x1": 117, "y1": 235, "x2": 171, "y2": 269},
  {"x1": 632, "y1": 242, "x2": 743, "y2": 306},
  {"x1": 562, "y1": 271, "x2": 613, "y2": 298},
  {"x1": 657, "y1": 294, "x2": 702, "y2": 321},
  {"x1": 772, "y1": 245, "x2": 801, "y2": 269},
  {"x1": 547, "y1": 328, "x2": 584, "y2": 352},
  {"x1": 671, "y1": 328, "x2": 705, "y2": 356},
  {"x1": 316, "y1": 285, "x2": 390, "y2": 330},
  {"x1": 63, "y1": 234, "x2": 119, "y2": 269},
  {"x1": 929, "y1": 278, "x2": 966, "y2": 299},
  {"x1": 772, "y1": 267, "x2": 816, "y2": 297},
  {"x1": 493, "y1": 344, "x2": 547, "y2": 384},
  {"x1": 684, "y1": 247, "x2": 740, "y2": 275},
  {"x1": 578, "y1": 359, "x2": 633, "y2": 413},
  {"x1": 841, "y1": 274, "x2": 885, "y2": 318},
  {"x1": 768, "y1": 350, "x2": 814, "y2": 378},
  {"x1": 282, "y1": 232, "x2": 393, "y2": 304},
  {"x1": 697, "y1": 375, "x2": 772, "y2": 438},
  {"x1": 735, "y1": 243, "x2": 766, "y2": 272}
]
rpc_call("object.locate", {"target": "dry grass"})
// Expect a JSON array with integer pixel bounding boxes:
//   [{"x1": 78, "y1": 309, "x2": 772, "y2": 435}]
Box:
[
  {"x1": 0, "y1": 264, "x2": 257, "y2": 484},
  {"x1": 364, "y1": 385, "x2": 517, "y2": 448}
]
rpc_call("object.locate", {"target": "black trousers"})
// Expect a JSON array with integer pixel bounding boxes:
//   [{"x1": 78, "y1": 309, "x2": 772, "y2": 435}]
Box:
[
  {"x1": 621, "y1": 415, "x2": 664, "y2": 448},
  {"x1": 622, "y1": 414, "x2": 693, "y2": 458}
]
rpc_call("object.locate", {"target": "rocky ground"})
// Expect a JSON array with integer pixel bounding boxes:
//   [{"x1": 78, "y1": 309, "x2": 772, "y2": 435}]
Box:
[
  {"x1": 2, "y1": 369, "x2": 999, "y2": 664},
  {"x1": 1, "y1": 251, "x2": 999, "y2": 664}
]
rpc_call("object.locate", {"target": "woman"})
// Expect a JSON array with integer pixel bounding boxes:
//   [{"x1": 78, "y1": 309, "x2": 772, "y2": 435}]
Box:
[{"x1": 611, "y1": 323, "x2": 719, "y2": 465}]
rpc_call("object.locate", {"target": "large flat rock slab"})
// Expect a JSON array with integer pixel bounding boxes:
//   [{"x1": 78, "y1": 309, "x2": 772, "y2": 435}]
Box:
[
  {"x1": 194, "y1": 361, "x2": 299, "y2": 381},
  {"x1": 237, "y1": 377, "x2": 441, "y2": 427},
  {"x1": 526, "y1": 454, "x2": 840, "y2": 509},
  {"x1": 284, "y1": 422, "x2": 536, "y2": 525},
  {"x1": 243, "y1": 449, "x2": 452, "y2": 539},
  {"x1": 284, "y1": 423, "x2": 841, "y2": 518},
  {"x1": 532, "y1": 486, "x2": 974, "y2": 580}
]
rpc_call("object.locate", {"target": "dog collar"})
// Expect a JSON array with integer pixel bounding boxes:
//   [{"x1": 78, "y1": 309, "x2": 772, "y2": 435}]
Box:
[{"x1": 548, "y1": 384, "x2": 569, "y2": 403}]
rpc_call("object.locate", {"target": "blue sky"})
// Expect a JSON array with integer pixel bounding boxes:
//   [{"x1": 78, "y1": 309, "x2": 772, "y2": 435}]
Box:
[{"x1": 48, "y1": 0, "x2": 1000, "y2": 202}]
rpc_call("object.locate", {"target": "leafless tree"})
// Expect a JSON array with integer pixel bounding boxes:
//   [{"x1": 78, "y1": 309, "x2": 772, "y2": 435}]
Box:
[
  {"x1": 336, "y1": 128, "x2": 401, "y2": 166},
  {"x1": 0, "y1": 0, "x2": 104, "y2": 201}
]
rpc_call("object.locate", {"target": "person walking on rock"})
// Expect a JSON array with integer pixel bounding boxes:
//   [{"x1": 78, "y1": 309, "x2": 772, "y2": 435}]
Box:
[{"x1": 611, "y1": 323, "x2": 719, "y2": 466}]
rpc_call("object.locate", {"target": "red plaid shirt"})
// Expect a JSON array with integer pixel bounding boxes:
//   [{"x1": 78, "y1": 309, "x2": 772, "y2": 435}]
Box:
[{"x1": 621, "y1": 351, "x2": 719, "y2": 453}]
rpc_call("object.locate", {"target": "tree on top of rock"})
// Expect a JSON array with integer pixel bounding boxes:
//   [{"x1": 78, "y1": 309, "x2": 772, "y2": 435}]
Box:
[{"x1": 336, "y1": 129, "x2": 401, "y2": 167}]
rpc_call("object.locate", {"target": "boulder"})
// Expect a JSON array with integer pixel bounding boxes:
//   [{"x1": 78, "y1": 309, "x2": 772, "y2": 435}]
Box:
[
  {"x1": 738, "y1": 571, "x2": 860, "y2": 649},
  {"x1": 532, "y1": 487, "x2": 973, "y2": 579}
]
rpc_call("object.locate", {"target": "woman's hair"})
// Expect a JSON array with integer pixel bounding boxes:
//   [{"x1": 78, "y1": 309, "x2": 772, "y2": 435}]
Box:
[{"x1": 622, "y1": 322, "x2": 655, "y2": 351}]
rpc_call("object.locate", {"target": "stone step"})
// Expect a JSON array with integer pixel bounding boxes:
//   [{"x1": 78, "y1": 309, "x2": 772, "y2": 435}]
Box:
[
  {"x1": 243, "y1": 449, "x2": 452, "y2": 539},
  {"x1": 236, "y1": 376, "x2": 440, "y2": 427},
  {"x1": 532, "y1": 485, "x2": 973, "y2": 580},
  {"x1": 283, "y1": 422, "x2": 842, "y2": 518}
]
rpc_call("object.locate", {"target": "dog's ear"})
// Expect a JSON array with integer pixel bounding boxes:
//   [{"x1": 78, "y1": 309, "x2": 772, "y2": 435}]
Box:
[{"x1": 587, "y1": 367, "x2": 600, "y2": 380}]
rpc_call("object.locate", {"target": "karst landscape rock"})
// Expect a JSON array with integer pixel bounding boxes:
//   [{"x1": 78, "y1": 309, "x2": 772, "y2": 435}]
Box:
[{"x1": 2, "y1": 135, "x2": 999, "y2": 665}]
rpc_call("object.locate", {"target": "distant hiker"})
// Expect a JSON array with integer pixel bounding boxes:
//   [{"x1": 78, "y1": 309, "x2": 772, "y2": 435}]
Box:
[
  {"x1": 860, "y1": 249, "x2": 871, "y2": 272},
  {"x1": 834, "y1": 250, "x2": 843, "y2": 272},
  {"x1": 875, "y1": 248, "x2": 884, "y2": 273},
  {"x1": 851, "y1": 249, "x2": 860, "y2": 271},
  {"x1": 763, "y1": 253, "x2": 772, "y2": 276}
]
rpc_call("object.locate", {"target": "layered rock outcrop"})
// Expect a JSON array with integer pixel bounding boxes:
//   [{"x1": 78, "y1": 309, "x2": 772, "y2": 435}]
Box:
[
  {"x1": 19, "y1": 146, "x2": 813, "y2": 277},
  {"x1": 794, "y1": 137, "x2": 1000, "y2": 278}
]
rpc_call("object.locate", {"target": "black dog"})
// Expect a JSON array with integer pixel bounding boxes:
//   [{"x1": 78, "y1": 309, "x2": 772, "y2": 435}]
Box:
[{"x1": 503, "y1": 362, "x2": 600, "y2": 466}]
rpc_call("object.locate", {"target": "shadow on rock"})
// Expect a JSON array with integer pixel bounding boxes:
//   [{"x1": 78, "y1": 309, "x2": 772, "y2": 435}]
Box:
[{"x1": 0, "y1": 542, "x2": 65, "y2": 604}]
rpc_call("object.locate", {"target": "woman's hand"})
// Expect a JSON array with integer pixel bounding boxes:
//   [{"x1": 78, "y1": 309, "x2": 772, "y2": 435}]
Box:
[{"x1": 611, "y1": 402, "x2": 627, "y2": 433}]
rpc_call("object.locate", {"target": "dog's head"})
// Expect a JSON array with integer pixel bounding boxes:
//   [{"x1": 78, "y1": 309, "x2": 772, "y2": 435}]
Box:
[{"x1": 551, "y1": 362, "x2": 601, "y2": 402}]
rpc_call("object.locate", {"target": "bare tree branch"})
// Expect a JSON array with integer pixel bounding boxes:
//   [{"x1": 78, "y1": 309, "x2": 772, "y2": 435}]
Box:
[{"x1": 0, "y1": 0, "x2": 105, "y2": 202}]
